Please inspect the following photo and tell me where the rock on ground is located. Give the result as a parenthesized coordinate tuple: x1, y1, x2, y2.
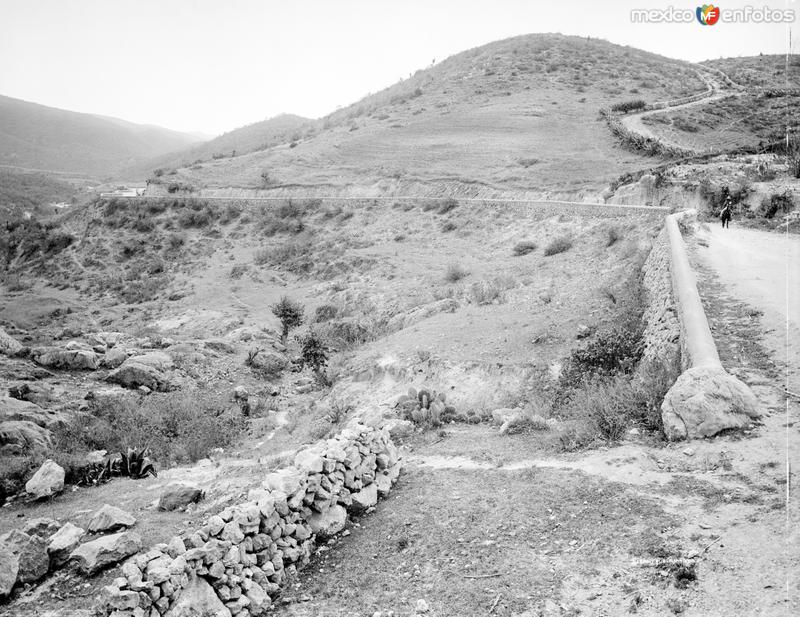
(22, 518, 60, 539)
(661, 365, 761, 440)
(0, 544, 17, 598)
(47, 522, 85, 567)
(107, 357, 175, 392)
(88, 504, 136, 532)
(0, 327, 24, 357)
(25, 459, 65, 499)
(158, 484, 203, 511)
(0, 419, 51, 453)
(164, 575, 232, 617)
(30, 346, 99, 370)
(70, 531, 142, 575)
(0, 530, 49, 586)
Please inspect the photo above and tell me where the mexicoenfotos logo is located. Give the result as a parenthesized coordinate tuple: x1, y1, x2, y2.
(631, 4, 796, 23)
(696, 4, 721, 25)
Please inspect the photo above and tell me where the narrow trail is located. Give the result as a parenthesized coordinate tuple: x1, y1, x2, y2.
(620, 70, 741, 153)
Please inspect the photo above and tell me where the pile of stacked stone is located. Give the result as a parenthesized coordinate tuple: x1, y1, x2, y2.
(98, 423, 400, 617)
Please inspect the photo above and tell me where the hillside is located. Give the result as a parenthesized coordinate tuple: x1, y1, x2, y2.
(155, 34, 708, 199)
(125, 114, 311, 178)
(0, 168, 82, 222)
(0, 95, 206, 177)
(704, 54, 800, 89)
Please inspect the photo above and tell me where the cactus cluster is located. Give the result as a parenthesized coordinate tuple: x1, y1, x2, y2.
(395, 387, 457, 427)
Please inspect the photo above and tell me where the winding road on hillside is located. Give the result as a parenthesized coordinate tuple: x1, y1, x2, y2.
(620, 70, 741, 153)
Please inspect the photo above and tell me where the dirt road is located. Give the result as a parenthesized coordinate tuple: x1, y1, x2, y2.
(699, 224, 800, 392)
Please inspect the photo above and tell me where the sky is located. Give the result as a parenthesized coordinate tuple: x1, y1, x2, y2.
(0, 0, 796, 136)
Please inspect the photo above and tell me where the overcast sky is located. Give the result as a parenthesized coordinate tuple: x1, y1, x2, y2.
(0, 0, 796, 135)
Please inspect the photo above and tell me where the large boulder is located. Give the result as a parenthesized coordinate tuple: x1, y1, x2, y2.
(0, 327, 24, 357)
(22, 518, 60, 539)
(0, 397, 60, 427)
(69, 531, 142, 574)
(25, 459, 65, 499)
(47, 522, 85, 567)
(0, 545, 17, 598)
(0, 530, 49, 585)
(30, 346, 99, 370)
(308, 504, 347, 538)
(164, 575, 231, 617)
(350, 482, 378, 511)
(106, 355, 175, 392)
(0, 420, 51, 453)
(157, 484, 203, 511)
(248, 350, 288, 374)
(88, 504, 136, 532)
(661, 365, 761, 440)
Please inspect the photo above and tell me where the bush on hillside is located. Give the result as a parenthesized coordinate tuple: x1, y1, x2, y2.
(297, 330, 331, 385)
(543, 236, 573, 256)
(759, 190, 794, 219)
(271, 296, 305, 344)
(611, 99, 646, 113)
(445, 263, 469, 282)
(513, 240, 537, 256)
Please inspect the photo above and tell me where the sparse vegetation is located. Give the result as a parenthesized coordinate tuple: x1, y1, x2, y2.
(271, 296, 305, 344)
(611, 99, 646, 113)
(543, 236, 573, 256)
(444, 263, 469, 283)
(513, 240, 537, 256)
(297, 329, 331, 385)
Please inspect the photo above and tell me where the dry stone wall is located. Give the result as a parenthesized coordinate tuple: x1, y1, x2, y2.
(640, 225, 681, 372)
(98, 423, 400, 617)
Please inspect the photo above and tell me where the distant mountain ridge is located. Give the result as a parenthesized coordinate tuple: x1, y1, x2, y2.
(0, 95, 207, 178)
(124, 113, 311, 178)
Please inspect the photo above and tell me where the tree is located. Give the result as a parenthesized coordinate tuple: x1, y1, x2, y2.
(271, 296, 304, 345)
(297, 330, 330, 385)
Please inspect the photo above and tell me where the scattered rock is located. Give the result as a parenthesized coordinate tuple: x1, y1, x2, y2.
(30, 346, 99, 370)
(86, 449, 107, 464)
(47, 522, 85, 567)
(0, 530, 49, 585)
(164, 575, 232, 616)
(0, 419, 51, 453)
(204, 339, 236, 354)
(661, 365, 761, 440)
(102, 347, 130, 369)
(0, 327, 24, 357)
(158, 484, 203, 511)
(576, 324, 593, 339)
(22, 518, 60, 539)
(88, 504, 137, 532)
(70, 531, 142, 574)
(248, 350, 288, 374)
(415, 599, 430, 613)
(107, 355, 176, 392)
(25, 459, 65, 499)
(233, 385, 249, 401)
(0, 545, 17, 598)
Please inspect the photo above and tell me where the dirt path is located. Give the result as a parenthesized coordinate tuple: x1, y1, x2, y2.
(698, 224, 800, 392)
(621, 72, 740, 153)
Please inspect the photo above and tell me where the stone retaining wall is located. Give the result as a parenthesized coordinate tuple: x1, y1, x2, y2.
(639, 225, 681, 371)
(98, 423, 400, 617)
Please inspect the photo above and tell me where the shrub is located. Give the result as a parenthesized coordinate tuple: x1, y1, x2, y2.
(314, 304, 340, 322)
(260, 170, 274, 187)
(759, 191, 794, 219)
(297, 330, 330, 385)
(441, 221, 457, 233)
(606, 227, 621, 247)
(438, 198, 459, 215)
(543, 236, 573, 256)
(513, 240, 537, 256)
(611, 99, 646, 113)
(271, 296, 304, 344)
(445, 263, 469, 283)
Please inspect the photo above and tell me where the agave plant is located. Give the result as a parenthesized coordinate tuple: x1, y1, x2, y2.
(119, 447, 157, 479)
(395, 387, 457, 427)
